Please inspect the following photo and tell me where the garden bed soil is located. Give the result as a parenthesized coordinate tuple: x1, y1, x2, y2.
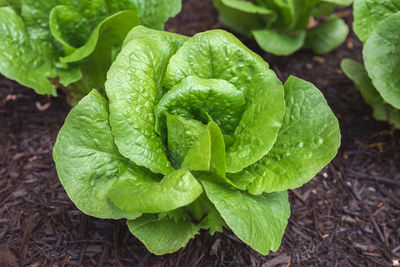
(1, 0, 399, 266)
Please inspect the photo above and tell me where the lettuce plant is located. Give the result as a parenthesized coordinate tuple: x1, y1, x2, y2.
(341, 0, 400, 128)
(0, 0, 181, 104)
(53, 26, 341, 255)
(213, 0, 352, 56)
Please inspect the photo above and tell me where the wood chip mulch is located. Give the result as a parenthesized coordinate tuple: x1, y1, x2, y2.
(0, 0, 399, 266)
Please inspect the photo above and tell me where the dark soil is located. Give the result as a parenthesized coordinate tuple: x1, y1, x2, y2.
(1, 0, 399, 266)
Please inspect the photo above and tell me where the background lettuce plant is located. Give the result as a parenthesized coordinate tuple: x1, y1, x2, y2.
(53, 26, 341, 255)
(341, 0, 400, 128)
(213, 0, 352, 56)
(0, 0, 181, 104)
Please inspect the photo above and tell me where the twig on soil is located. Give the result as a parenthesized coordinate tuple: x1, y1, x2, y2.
(348, 170, 400, 188)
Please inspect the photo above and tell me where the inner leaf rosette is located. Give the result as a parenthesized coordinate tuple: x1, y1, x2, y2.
(53, 26, 341, 255)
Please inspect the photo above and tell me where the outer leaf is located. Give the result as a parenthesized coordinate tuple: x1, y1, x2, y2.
(363, 11, 400, 109)
(341, 59, 400, 127)
(53, 90, 143, 219)
(105, 28, 187, 175)
(341, 59, 384, 108)
(245, 76, 341, 194)
(304, 17, 349, 54)
(164, 30, 285, 173)
(127, 214, 199, 255)
(252, 28, 306, 56)
(0, 7, 59, 95)
(353, 0, 400, 42)
(202, 180, 290, 255)
(107, 169, 203, 213)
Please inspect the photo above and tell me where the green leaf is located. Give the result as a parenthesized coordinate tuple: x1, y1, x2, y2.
(127, 214, 199, 255)
(0, 0, 21, 12)
(163, 30, 285, 173)
(155, 76, 246, 135)
(255, 0, 320, 30)
(221, 0, 274, 13)
(252, 28, 306, 56)
(49, 4, 95, 53)
(59, 11, 140, 63)
(165, 114, 206, 168)
(245, 76, 341, 194)
(363, 11, 400, 109)
(201, 180, 290, 255)
(213, 0, 275, 35)
(63, 11, 140, 100)
(104, 0, 182, 30)
(321, 0, 353, 5)
(53, 90, 144, 219)
(341, 59, 383, 107)
(107, 168, 203, 213)
(50, 0, 180, 55)
(123, 25, 188, 48)
(161, 208, 192, 223)
(304, 17, 349, 54)
(289, 0, 323, 29)
(182, 122, 226, 178)
(105, 28, 187, 175)
(215, 0, 350, 54)
(254, 0, 294, 29)
(353, 0, 400, 42)
(49, 7, 141, 99)
(341, 59, 400, 127)
(0, 0, 181, 100)
(0, 7, 59, 95)
(187, 194, 225, 234)
(227, 170, 258, 190)
(135, 0, 182, 30)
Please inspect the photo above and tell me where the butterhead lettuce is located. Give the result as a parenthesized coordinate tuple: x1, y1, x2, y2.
(341, 0, 400, 128)
(213, 0, 352, 55)
(0, 0, 181, 104)
(53, 26, 341, 255)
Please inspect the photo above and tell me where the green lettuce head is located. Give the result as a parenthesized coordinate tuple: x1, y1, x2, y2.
(53, 26, 341, 255)
(213, 0, 352, 56)
(341, 0, 400, 128)
(0, 0, 181, 104)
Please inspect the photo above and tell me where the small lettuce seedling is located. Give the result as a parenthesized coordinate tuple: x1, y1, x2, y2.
(53, 26, 341, 255)
(0, 0, 181, 104)
(213, 0, 352, 56)
(341, 0, 400, 128)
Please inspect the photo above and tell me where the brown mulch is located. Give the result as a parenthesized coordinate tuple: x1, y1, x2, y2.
(1, 0, 399, 266)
